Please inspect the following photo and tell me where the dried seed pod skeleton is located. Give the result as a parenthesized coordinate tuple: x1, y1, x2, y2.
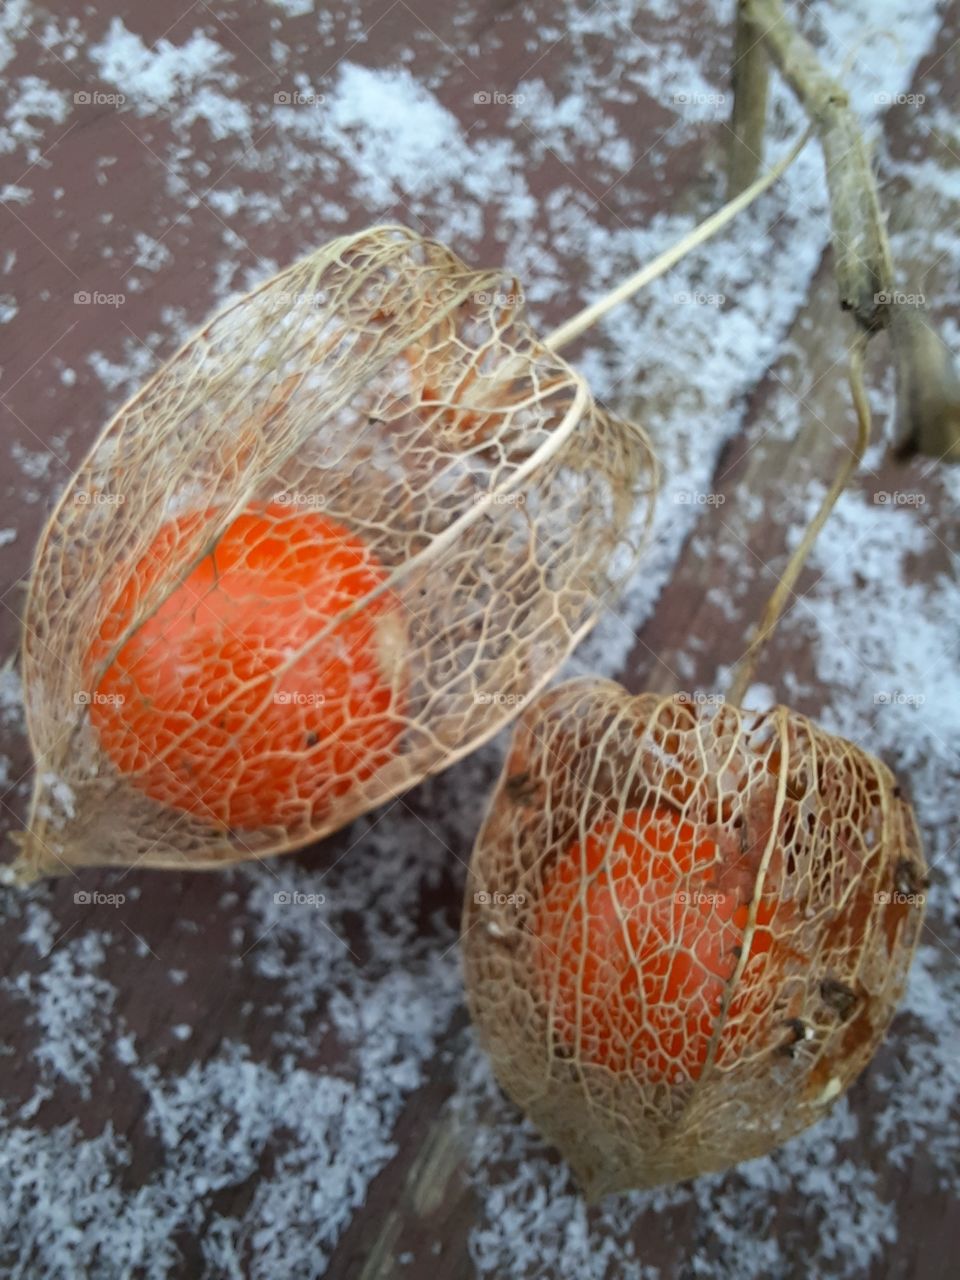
(14, 230, 650, 878)
(461, 680, 926, 1195)
(462, 14, 944, 1183)
(11, 127, 804, 883)
(462, 318, 929, 1193)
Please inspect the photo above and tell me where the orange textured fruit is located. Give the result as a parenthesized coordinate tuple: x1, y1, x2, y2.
(87, 503, 405, 830)
(533, 804, 779, 1082)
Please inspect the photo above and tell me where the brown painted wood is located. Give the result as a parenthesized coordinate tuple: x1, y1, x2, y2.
(1, 2, 958, 1278)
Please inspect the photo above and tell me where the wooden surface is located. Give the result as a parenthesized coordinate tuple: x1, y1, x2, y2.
(1, 3, 958, 1278)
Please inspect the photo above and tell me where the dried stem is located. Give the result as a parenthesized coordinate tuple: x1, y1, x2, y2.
(728, 0, 771, 195)
(546, 127, 811, 351)
(890, 305, 960, 461)
(723, 0, 958, 700)
(727, 332, 871, 707)
(742, 0, 893, 330)
(739, 0, 960, 456)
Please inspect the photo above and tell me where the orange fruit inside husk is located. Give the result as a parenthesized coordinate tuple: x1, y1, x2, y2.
(87, 502, 406, 830)
(533, 803, 782, 1082)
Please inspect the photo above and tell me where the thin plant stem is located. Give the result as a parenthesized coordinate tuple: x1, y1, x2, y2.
(728, 0, 771, 195)
(545, 127, 812, 351)
(727, 332, 872, 707)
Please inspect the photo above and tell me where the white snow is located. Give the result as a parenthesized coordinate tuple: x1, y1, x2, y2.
(7, 930, 116, 1096)
(89, 20, 233, 111)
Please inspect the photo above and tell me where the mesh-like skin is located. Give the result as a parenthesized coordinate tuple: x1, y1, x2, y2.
(17, 228, 656, 879)
(462, 678, 927, 1197)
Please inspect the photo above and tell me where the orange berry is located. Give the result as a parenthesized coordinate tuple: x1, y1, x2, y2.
(87, 503, 405, 830)
(533, 804, 778, 1082)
